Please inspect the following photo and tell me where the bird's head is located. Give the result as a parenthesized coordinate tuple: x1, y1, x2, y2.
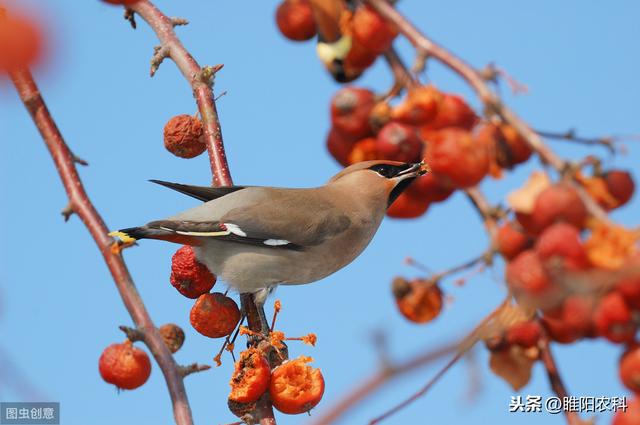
(329, 160, 429, 207)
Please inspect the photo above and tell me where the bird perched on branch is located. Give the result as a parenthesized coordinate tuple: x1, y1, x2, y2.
(111, 160, 427, 328)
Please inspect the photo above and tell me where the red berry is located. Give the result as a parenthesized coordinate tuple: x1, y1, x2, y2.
(270, 356, 325, 414)
(618, 272, 640, 310)
(406, 172, 455, 203)
(330, 87, 375, 138)
(422, 93, 477, 131)
(386, 191, 430, 219)
(423, 128, 490, 188)
(352, 4, 397, 54)
(620, 345, 640, 393)
(229, 348, 271, 403)
(159, 323, 185, 354)
(530, 184, 588, 233)
(534, 222, 590, 271)
(163, 115, 206, 158)
(506, 250, 559, 309)
(342, 36, 378, 72)
(190, 293, 241, 338)
(326, 127, 357, 166)
(275, 0, 316, 41)
(496, 221, 533, 261)
(170, 246, 216, 299)
(99, 341, 151, 390)
(542, 295, 595, 343)
(604, 170, 635, 208)
(593, 291, 637, 344)
(505, 320, 542, 348)
(0, 12, 43, 72)
(376, 122, 423, 162)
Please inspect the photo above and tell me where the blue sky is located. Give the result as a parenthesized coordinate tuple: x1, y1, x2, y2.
(1, 1, 639, 424)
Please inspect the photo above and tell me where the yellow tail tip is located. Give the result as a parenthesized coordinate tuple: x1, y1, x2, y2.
(109, 231, 137, 244)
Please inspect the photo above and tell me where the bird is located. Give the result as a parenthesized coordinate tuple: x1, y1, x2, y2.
(110, 160, 427, 329)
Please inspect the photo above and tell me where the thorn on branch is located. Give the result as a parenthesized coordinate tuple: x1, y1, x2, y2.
(170, 17, 189, 27)
(195, 64, 224, 87)
(119, 325, 145, 342)
(150, 45, 171, 77)
(72, 153, 88, 166)
(179, 362, 211, 377)
(123, 9, 136, 30)
(61, 203, 75, 222)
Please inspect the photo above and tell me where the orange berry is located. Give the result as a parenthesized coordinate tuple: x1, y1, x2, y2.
(0, 11, 43, 72)
(163, 115, 206, 158)
(392, 86, 442, 125)
(352, 4, 397, 54)
(422, 93, 477, 131)
(342, 35, 378, 72)
(275, 0, 316, 41)
(392, 277, 443, 323)
(406, 172, 455, 203)
(170, 245, 216, 299)
(423, 128, 490, 188)
(229, 348, 271, 403)
(612, 397, 640, 425)
(505, 320, 542, 348)
(190, 293, 240, 338)
(496, 221, 533, 261)
(99, 341, 151, 390)
(477, 123, 532, 169)
(270, 356, 325, 414)
(326, 127, 357, 166)
(347, 137, 380, 164)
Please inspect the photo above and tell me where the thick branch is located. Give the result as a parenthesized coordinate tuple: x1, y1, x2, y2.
(127, 0, 232, 186)
(365, 0, 611, 224)
(9, 69, 194, 425)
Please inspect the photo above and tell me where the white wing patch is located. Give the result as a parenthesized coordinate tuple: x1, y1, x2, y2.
(224, 223, 247, 237)
(264, 239, 290, 246)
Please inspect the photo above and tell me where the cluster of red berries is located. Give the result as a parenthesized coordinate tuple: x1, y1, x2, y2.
(326, 84, 535, 218)
(276, 1, 397, 80)
(228, 350, 324, 417)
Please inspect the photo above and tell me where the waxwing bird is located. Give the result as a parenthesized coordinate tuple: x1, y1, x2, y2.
(111, 160, 427, 303)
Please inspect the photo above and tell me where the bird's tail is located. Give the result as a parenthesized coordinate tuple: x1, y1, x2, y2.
(109, 225, 202, 246)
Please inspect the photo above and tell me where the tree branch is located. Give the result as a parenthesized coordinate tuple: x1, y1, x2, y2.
(365, 0, 611, 224)
(9, 69, 195, 425)
(126, 0, 232, 187)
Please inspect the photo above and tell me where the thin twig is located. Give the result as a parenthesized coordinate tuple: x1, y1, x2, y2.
(536, 129, 640, 155)
(9, 69, 195, 425)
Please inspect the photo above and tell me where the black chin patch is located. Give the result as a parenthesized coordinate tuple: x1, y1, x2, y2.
(388, 177, 416, 207)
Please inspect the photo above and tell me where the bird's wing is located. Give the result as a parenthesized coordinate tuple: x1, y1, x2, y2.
(140, 188, 352, 250)
(150, 180, 248, 202)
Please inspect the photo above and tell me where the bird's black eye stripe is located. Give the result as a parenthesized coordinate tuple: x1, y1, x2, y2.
(368, 164, 407, 178)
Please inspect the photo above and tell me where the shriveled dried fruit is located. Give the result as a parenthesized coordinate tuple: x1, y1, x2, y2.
(170, 245, 216, 298)
(190, 292, 240, 338)
(229, 348, 271, 403)
(163, 115, 206, 158)
(270, 356, 325, 414)
(99, 341, 151, 390)
(392, 277, 443, 323)
(159, 323, 185, 353)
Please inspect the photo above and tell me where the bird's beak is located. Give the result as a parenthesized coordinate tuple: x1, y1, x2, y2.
(395, 161, 429, 179)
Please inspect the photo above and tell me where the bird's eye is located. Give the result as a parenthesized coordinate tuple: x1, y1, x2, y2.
(370, 164, 392, 178)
